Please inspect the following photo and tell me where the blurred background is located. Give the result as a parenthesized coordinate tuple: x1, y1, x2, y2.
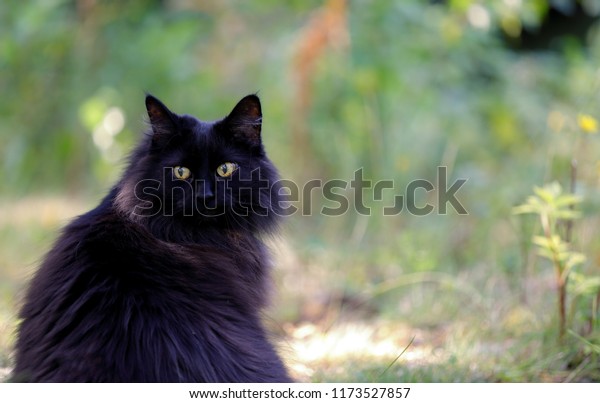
(2, 0, 600, 381)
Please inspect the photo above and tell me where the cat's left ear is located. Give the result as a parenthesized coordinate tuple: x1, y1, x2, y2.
(224, 94, 262, 145)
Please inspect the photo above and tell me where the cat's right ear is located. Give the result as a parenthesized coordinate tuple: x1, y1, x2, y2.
(145, 95, 178, 147)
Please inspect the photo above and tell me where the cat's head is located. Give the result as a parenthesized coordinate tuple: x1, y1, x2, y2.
(114, 94, 283, 238)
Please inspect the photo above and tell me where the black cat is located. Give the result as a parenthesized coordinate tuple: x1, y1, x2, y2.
(12, 94, 292, 382)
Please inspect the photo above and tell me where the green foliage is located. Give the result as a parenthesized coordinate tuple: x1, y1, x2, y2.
(514, 182, 584, 273)
(513, 130, 600, 375)
(514, 182, 586, 340)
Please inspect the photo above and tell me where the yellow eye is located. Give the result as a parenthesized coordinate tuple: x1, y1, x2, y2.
(216, 162, 238, 178)
(173, 166, 191, 180)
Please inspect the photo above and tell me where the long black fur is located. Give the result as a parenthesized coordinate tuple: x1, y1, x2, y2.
(12, 94, 292, 382)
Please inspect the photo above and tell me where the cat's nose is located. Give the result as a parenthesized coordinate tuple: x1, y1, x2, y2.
(196, 181, 214, 199)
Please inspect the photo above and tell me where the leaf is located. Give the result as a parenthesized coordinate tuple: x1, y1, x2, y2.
(533, 184, 558, 203)
(554, 210, 581, 220)
(536, 248, 556, 261)
(571, 275, 600, 297)
(532, 235, 553, 250)
(554, 194, 582, 208)
(561, 253, 586, 281)
(568, 330, 600, 354)
(566, 253, 586, 268)
(532, 235, 564, 251)
(513, 196, 544, 215)
(512, 204, 536, 215)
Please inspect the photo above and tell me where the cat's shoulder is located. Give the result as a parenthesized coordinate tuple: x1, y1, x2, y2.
(60, 194, 147, 249)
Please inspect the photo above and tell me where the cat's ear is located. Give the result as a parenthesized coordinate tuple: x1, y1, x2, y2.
(224, 94, 262, 145)
(145, 94, 178, 147)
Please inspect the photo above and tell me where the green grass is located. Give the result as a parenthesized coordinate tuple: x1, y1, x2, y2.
(272, 212, 600, 382)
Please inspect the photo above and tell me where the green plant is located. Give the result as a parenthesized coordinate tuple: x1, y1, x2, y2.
(513, 182, 584, 341)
